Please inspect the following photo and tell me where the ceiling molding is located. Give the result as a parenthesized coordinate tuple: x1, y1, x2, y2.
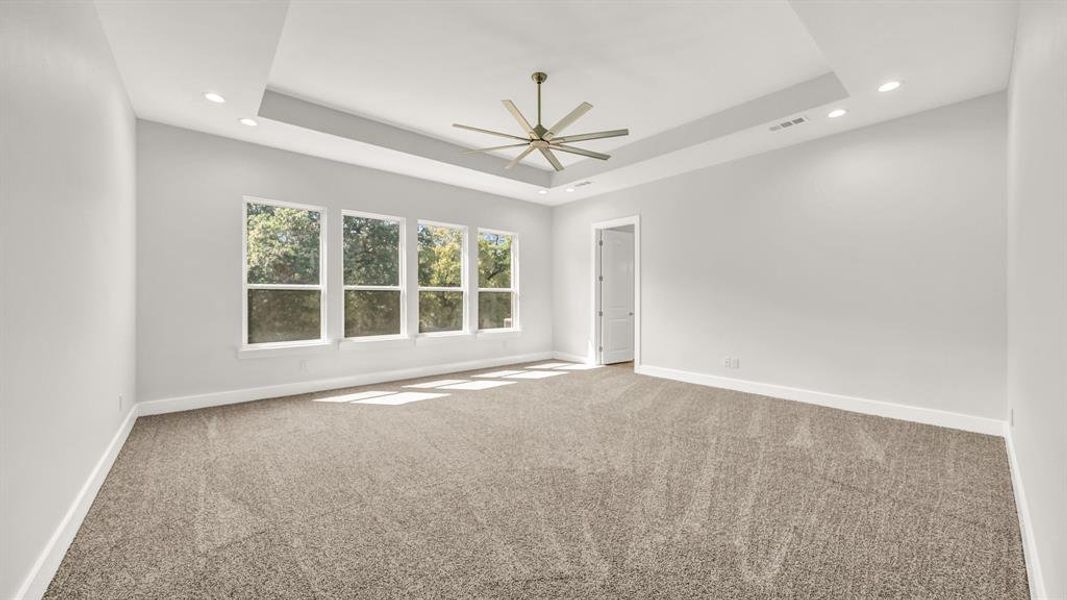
(552, 72, 847, 186)
(258, 90, 552, 187)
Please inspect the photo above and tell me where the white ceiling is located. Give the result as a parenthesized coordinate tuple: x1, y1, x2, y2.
(269, 0, 830, 167)
(94, 0, 1019, 206)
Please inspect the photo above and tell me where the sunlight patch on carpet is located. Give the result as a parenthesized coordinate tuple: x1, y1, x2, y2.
(403, 379, 469, 389)
(438, 380, 517, 391)
(352, 391, 449, 405)
(507, 371, 568, 379)
(313, 390, 394, 403)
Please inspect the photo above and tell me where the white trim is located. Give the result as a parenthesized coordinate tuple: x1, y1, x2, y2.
(341, 208, 407, 224)
(245, 283, 319, 290)
(553, 350, 591, 364)
(415, 330, 475, 345)
(137, 351, 554, 416)
(1005, 426, 1046, 600)
(338, 334, 413, 350)
(634, 364, 1005, 436)
(591, 215, 641, 367)
(237, 339, 334, 359)
(344, 285, 401, 292)
(14, 405, 140, 600)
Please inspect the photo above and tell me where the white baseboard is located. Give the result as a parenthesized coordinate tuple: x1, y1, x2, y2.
(634, 364, 1005, 436)
(552, 350, 591, 364)
(138, 351, 555, 416)
(1005, 426, 1046, 600)
(15, 404, 139, 600)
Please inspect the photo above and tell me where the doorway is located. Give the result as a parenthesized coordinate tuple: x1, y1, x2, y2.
(592, 216, 640, 366)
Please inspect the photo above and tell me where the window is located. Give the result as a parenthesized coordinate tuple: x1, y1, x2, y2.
(343, 211, 405, 338)
(478, 230, 517, 330)
(417, 221, 466, 334)
(244, 198, 325, 345)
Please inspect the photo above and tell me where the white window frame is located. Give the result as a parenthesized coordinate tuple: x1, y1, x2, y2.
(416, 219, 468, 337)
(241, 196, 327, 349)
(341, 209, 407, 341)
(477, 228, 520, 332)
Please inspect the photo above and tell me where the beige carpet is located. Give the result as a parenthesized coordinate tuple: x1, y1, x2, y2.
(46, 362, 1028, 598)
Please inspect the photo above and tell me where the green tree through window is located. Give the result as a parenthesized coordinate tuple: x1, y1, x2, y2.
(418, 223, 465, 333)
(245, 201, 323, 344)
(478, 231, 515, 330)
(343, 214, 403, 337)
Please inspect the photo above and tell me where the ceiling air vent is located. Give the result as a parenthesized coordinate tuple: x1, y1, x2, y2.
(769, 116, 808, 132)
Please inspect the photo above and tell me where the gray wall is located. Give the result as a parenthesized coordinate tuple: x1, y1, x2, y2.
(0, 2, 137, 598)
(1006, 1, 1067, 597)
(136, 121, 553, 403)
(553, 93, 1007, 421)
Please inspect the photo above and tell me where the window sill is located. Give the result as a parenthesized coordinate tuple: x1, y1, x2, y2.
(237, 340, 334, 359)
(476, 328, 522, 339)
(339, 335, 413, 351)
(415, 331, 475, 345)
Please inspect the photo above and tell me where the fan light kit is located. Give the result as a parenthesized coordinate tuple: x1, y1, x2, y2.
(454, 72, 629, 172)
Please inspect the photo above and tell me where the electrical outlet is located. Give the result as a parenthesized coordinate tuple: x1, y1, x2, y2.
(723, 357, 732, 368)
(118, 394, 124, 412)
(299, 359, 309, 373)
(1010, 408, 1014, 427)
(731, 357, 740, 369)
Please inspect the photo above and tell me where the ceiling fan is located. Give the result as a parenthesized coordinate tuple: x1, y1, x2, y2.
(453, 72, 629, 172)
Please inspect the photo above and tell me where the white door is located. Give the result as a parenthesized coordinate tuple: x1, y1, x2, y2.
(599, 229, 634, 364)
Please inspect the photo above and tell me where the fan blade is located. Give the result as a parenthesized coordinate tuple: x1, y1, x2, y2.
(463, 142, 530, 154)
(550, 129, 629, 144)
(502, 100, 536, 138)
(544, 102, 593, 139)
(547, 144, 610, 161)
(505, 146, 536, 170)
(453, 123, 529, 142)
(538, 147, 564, 171)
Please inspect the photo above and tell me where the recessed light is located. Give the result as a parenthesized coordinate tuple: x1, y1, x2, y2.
(565, 187, 575, 192)
(203, 92, 226, 104)
(239, 118, 258, 127)
(827, 108, 848, 119)
(878, 80, 902, 93)
(538, 190, 548, 195)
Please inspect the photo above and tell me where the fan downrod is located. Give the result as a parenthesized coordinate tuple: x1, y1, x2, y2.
(531, 72, 548, 131)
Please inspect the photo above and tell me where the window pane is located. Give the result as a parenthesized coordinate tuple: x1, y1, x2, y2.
(345, 290, 401, 337)
(247, 289, 321, 344)
(478, 232, 512, 288)
(246, 203, 321, 285)
(418, 224, 463, 287)
(479, 291, 513, 330)
(343, 216, 399, 286)
(419, 291, 463, 333)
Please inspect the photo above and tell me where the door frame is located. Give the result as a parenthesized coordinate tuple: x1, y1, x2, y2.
(590, 215, 641, 367)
